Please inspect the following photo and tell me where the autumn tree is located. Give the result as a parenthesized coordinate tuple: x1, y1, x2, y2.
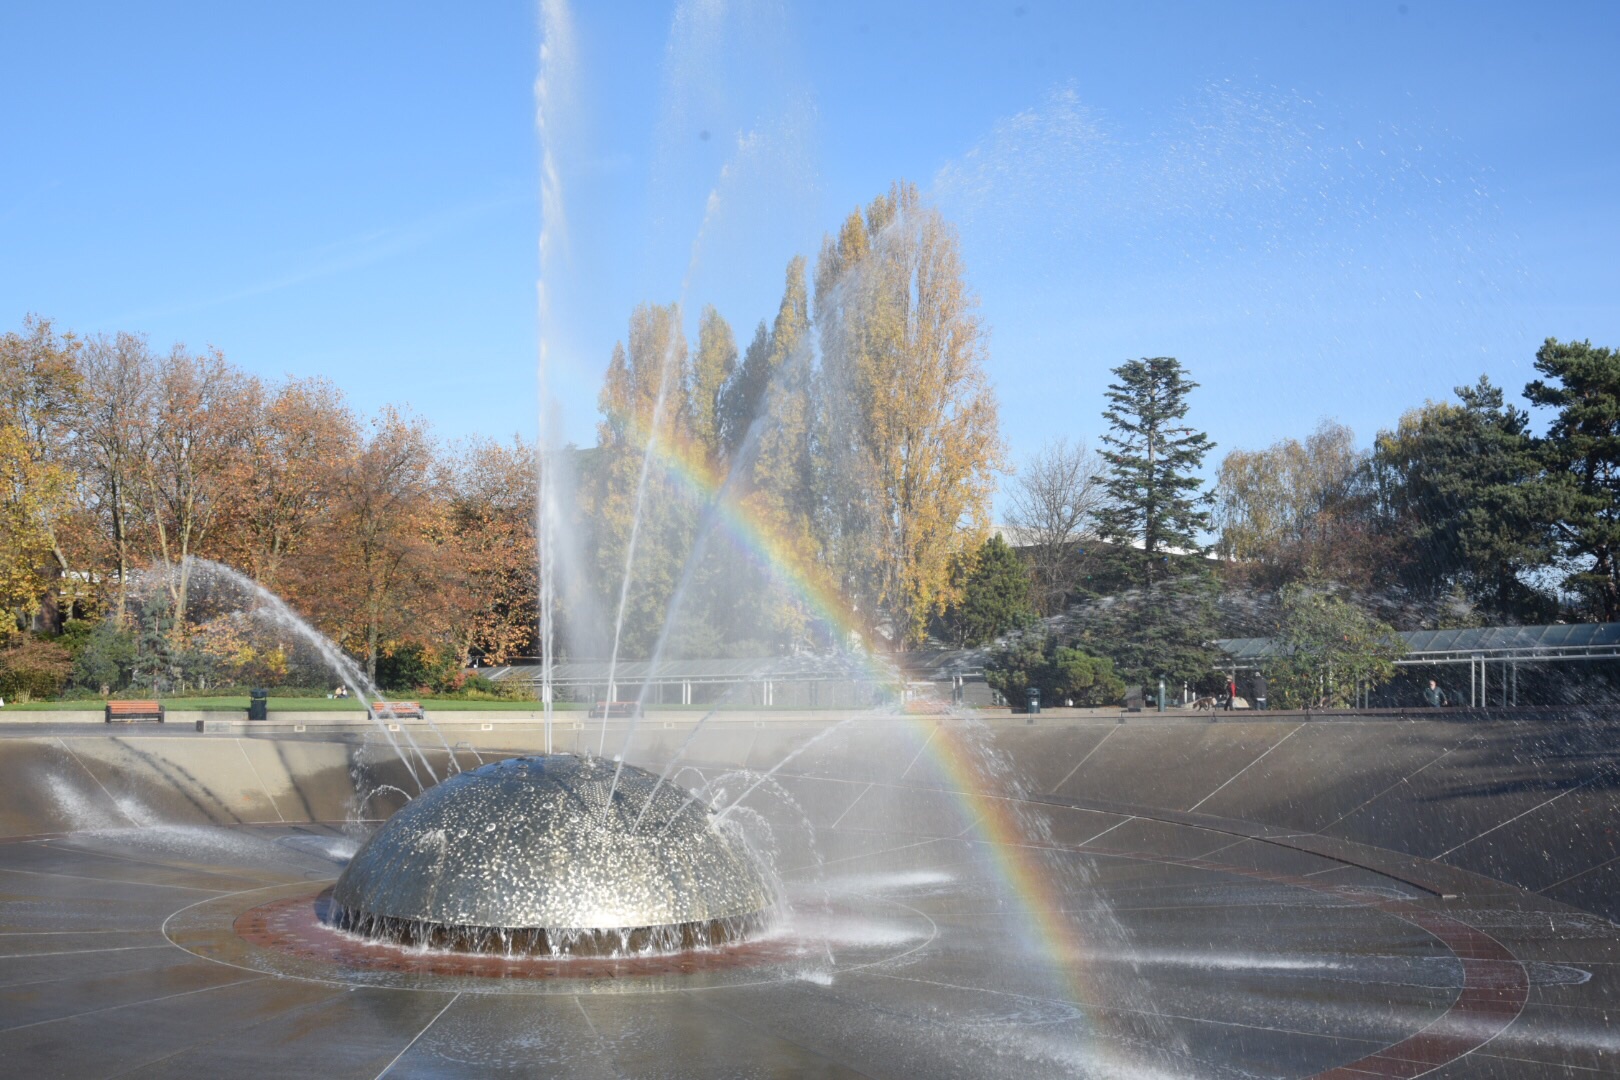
(235, 377, 358, 592)
(732, 258, 819, 644)
(445, 436, 539, 665)
(1005, 438, 1106, 614)
(689, 306, 736, 466)
(75, 332, 155, 622)
(141, 346, 255, 627)
(1217, 420, 1355, 561)
(0, 633, 72, 701)
(1214, 419, 1391, 592)
(0, 423, 72, 640)
(317, 407, 441, 681)
(814, 204, 883, 638)
(717, 323, 766, 458)
(812, 182, 1002, 648)
(0, 317, 83, 631)
(749, 259, 814, 494)
(675, 287, 805, 657)
(586, 303, 696, 656)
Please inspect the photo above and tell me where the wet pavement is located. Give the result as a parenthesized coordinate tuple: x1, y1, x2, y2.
(0, 719, 1615, 1077)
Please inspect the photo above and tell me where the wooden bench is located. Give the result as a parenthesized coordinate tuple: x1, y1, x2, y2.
(587, 701, 643, 720)
(105, 700, 164, 724)
(368, 701, 424, 720)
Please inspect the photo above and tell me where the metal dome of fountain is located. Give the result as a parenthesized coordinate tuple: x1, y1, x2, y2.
(331, 754, 773, 955)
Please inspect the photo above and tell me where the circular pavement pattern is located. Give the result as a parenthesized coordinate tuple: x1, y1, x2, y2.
(0, 744, 1611, 1077)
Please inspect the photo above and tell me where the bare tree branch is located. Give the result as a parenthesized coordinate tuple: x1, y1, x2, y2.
(1004, 437, 1105, 615)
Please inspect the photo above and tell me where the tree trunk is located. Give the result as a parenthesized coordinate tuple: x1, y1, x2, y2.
(1598, 544, 1620, 622)
(112, 479, 129, 623)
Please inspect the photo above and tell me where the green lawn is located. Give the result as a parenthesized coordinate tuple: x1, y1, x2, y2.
(0, 697, 816, 713)
(0, 696, 569, 712)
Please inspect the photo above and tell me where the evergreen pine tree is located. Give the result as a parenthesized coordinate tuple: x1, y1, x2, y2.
(1524, 339, 1620, 620)
(938, 534, 1035, 647)
(1080, 357, 1218, 690)
(1095, 357, 1214, 589)
(1372, 376, 1550, 620)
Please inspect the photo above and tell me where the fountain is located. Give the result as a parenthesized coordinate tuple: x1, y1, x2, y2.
(3, 4, 1619, 1079)
(330, 754, 771, 956)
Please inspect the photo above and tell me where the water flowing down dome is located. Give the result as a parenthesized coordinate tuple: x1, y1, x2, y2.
(331, 755, 772, 955)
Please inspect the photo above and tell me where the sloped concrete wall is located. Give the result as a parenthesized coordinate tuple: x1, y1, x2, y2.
(993, 713, 1620, 919)
(4, 711, 1615, 921)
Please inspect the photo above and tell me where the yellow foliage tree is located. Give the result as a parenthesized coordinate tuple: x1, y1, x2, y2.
(0, 422, 72, 640)
(0, 317, 83, 630)
(689, 306, 735, 466)
(740, 257, 822, 641)
(813, 182, 1003, 648)
(586, 303, 697, 656)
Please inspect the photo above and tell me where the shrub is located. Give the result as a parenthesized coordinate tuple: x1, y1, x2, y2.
(984, 631, 1125, 708)
(0, 635, 73, 700)
(376, 641, 461, 693)
(460, 673, 497, 695)
(71, 618, 137, 693)
(1265, 583, 1404, 708)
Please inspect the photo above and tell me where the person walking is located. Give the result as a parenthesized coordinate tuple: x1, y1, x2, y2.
(1424, 679, 1446, 707)
(1251, 673, 1268, 711)
(1224, 675, 1237, 711)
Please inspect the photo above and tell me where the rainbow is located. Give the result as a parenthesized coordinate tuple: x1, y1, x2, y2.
(618, 424, 857, 651)
(606, 423, 1109, 1028)
(907, 720, 1104, 1013)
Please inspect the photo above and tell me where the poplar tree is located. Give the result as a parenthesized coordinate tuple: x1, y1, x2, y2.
(689, 306, 735, 466)
(718, 321, 769, 459)
(812, 182, 1002, 649)
(728, 257, 818, 645)
(587, 303, 694, 656)
(747, 255, 814, 534)
(1095, 357, 1213, 589)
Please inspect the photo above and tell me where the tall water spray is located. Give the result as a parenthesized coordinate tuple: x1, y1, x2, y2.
(164, 559, 456, 792)
(535, 0, 578, 756)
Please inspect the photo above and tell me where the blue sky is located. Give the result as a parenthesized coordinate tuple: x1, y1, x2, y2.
(3, 1, 1617, 500)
